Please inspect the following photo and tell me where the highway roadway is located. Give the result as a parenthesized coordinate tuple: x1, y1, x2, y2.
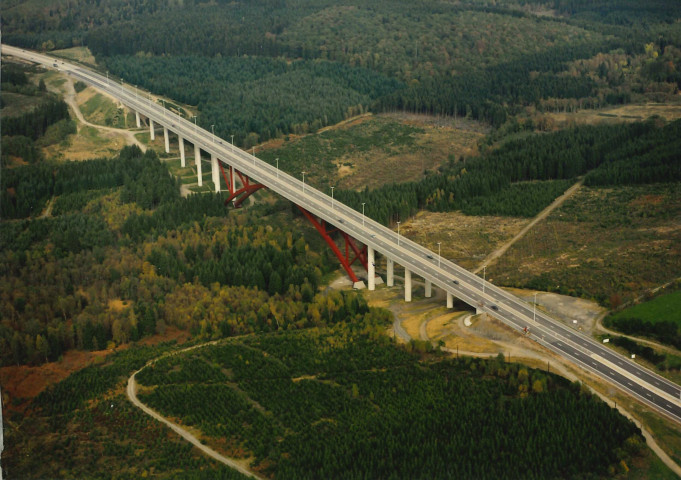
(4, 44, 681, 424)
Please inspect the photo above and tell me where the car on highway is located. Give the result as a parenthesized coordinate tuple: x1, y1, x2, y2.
(491, 305, 499, 311)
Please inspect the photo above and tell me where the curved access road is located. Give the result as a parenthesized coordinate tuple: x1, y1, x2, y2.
(126, 345, 264, 480)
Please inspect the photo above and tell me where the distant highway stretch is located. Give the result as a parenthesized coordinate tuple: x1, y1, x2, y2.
(5, 44, 681, 424)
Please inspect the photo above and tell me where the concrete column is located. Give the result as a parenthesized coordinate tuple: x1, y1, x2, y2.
(149, 119, 155, 140)
(368, 247, 375, 291)
(405, 269, 412, 302)
(425, 279, 432, 298)
(387, 258, 394, 287)
(230, 166, 236, 193)
(135, 111, 141, 128)
(179, 136, 186, 167)
(211, 154, 220, 193)
(195, 144, 203, 187)
(163, 127, 170, 153)
(447, 292, 453, 309)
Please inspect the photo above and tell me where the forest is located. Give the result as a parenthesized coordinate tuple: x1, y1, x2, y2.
(3, 0, 680, 144)
(5, 341, 252, 479)
(103, 55, 402, 146)
(132, 321, 647, 478)
(0, 145, 335, 367)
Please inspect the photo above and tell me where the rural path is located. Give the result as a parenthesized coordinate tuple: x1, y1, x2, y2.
(59, 76, 199, 197)
(58, 77, 147, 152)
(126, 342, 264, 479)
(473, 178, 584, 274)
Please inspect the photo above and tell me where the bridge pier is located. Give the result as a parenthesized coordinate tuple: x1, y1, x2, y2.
(405, 269, 412, 302)
(163, 127, 170, 153)
(135, 111, 141, 128)
(179, 136, 186, 167)
(211, 154, 220, 193)
(387, 258, 394, 287)
(195, 144, 203, 187)
(149, 119, 155, 140)
(425, 279, 432, 298)
(447, 292, 453, 309)
(368, 247, 375, 290)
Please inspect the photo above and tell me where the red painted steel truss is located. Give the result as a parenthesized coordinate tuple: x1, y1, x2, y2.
(297, 206, 367, 284)
(219, 162, 266, 208)
(216, 160, 367, 283)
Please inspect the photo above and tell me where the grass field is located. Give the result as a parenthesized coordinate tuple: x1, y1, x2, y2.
(547, 103, 681, 128)
(78, 89, 133, 128)
(257, 114, 485, 191)
(51, 46, 97, 65)
(610, 290, 681, 327)
(0, 91, 45, 117)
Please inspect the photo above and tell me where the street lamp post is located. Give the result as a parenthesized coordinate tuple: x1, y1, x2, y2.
(437, 242, 441, 268)
(134, 85, 137, 99)
(252, 147, 256, 166)
(106, 72, 109, 85)
(330, 186, 334, 209)
(533, 292, 537, 322)
(397, 221, 401, 246)
(162, 99, 167, 117)
(301, 171, 307, 193)
(231, 134, 234, 152)
(276, 158, 279, 179)
(361, 203, 366, 226)
(192, 115, 197, 133)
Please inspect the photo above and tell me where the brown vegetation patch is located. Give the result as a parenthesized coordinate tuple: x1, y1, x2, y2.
(0, 349, 110, 409)
(0, 326, 189, 411)
(108, 298, 130, 312)
(402, 211, 529, 270)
